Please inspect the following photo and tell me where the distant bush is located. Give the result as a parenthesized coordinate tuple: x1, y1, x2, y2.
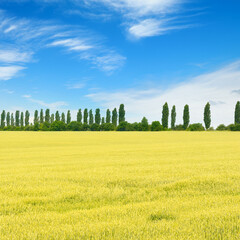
(50, 121, 66, 131)
(188, 123, 205, 131)
(116, 121, 132, 131)
(228, 124, 240, 131)
(67, 121, 82, 131)
(216, 124, 228, 131)
(174, 124, 185, 131)
(100, 123, 115, 131)
(151, 121, 163, 131)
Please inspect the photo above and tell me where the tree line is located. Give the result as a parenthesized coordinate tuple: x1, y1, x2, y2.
(0, 102, 240, 131)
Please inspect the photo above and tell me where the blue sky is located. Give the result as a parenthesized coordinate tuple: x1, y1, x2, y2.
(0, 0, 240, 126)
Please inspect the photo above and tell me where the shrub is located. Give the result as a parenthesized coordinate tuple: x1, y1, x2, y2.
(91, 123, 100, 131)
(116, 121, 132, 131)
(216, 124, 228, 131)
(151, 121, 163, 131)
(50, 121, 66, 131)
(174, 124, 185, 131)
(188, 123, 205, 131)
(100, 123, 115, 131)
(67, 121, 82, 131)
(228, 124, 240, 131)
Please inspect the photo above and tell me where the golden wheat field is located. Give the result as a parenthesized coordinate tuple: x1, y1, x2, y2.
(0, 132, 240, 239)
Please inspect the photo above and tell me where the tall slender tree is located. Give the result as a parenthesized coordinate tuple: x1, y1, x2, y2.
(119, 104, 125, 124)
(50, 114, 54, 124)
(77, 109, 82, 123)
(183, 105, 190, 129)
(25, 111, 30, 126)
(171, 105, 176, 129)
(34, 110, 39, 125)
(45, 109, 50, 123)
(106, 109, 111, 123)
(55, 111, 60, 121)
(61, 112, 65, 123)
(1, 110, 6, 128)
(204, 102, 211, 130)
(84, 108, 88, 124)
(15, 110, 20, 127)
(95, 108, 101, 125)
(162, 102, 169, 129)
(234, 101, 240, 124)
(112, 108, 118, 127)
(20, 112, 24, 127)
(11, 113, 14, 126)
(89, 110, 94, 125)
(40, 109, 44, 124)
(101, 117, 105, 124)
(67, 110, 71, 124)
(6, 112, 10, 127)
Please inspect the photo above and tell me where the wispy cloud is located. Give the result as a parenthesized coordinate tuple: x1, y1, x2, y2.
(0, 66, 25, 80)
(22, 95, 68, 109)
(86, 61, 240, 127)
(0, 10, 125, 74)
(66, 82, 86, 89)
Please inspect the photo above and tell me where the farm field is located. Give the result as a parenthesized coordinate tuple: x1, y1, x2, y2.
(0, 132, 240, 239)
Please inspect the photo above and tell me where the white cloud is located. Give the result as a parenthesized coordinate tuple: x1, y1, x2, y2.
(0, 49, 32, 63)
(0, 66, 25, 80)
(86, 61, 240, 127)
(66, 82, 86, 89)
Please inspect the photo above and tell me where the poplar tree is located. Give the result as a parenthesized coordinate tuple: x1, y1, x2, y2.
(61, 112, 65, 123)
(101, 117, 105, 124)
(84, 108, 88, 124)
(119, 104, 125, 124)
(67, 110, 71, 124)
(55, 111, 60, 121)
(162, 102, 169, 129)
(6, 112, 10, 127)
(20, 112, 24, 127)
(171, 105, 176, 129)
(183, 105, 190, 129)
(15, 111, 20, 127)
(34, 110, 39, 124)
(50, 114, 54, 123)
(40, 109, 44, 124)
(25, 111, 30, 126)
(1, 110, 6, 128)
(77, 109, 82, 123)
(95, 108, 101, 125)
(112, 108, 118, 126)
(235, 101, 240, 124)
(89, 110, 94, 125)
(11, 113, 14, 126)
(204, 102, 211, 130)
(106, 109, 111, 123)
(45, 109, 50, 123)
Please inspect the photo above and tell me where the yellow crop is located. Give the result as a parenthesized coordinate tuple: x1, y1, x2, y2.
(0, 132, 239, 239)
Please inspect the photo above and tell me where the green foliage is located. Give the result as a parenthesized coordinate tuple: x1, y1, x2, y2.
(106, 109, 111, 123)
(50, 114, 54, 124)
(100, 123, 115, 131)
(216, 124, 228, 131)
(77, 109, 82, 123)
(174, 124, 185, 131)
(6, 112, 10, 127)
(235, 101, 240, 124)
(204, 102, 211, 129)
(171, 105, 176, 129)
(50, 121, 66, 131)
(140, 117, 149, 131)
(112, 108, 118, 126)
(67, 110, 71, 124)
(90, 123, 100, 131)
(20, 112, 24, 128)
(67, 121, 82, 131)
(1, 110, 6, 128)
(45, 109, 50, 123)
(34, 110, 39, 125)
(101, 117, 105, 124)
(188, 123, 205, 131)
(15, 111, 20, 127)
(25, 111, 30, 126)
(89, 110, 94, 125)
(162, 102, 169, 129)
(61, 112, 65, 123)
(119, 104, 125, 124)
(228, 124, 240, 131)
(11, 113, 14, 126)
(116, 121, 132, 131)
(151, 121, 163, 131)
(95, 108, 101, 125)
(183, 105, 190, 129)
(40, 109, 44, 124)
(84, 109, 88, 124)
(55, 111, 60, 121)
(40, 122, 51, 131)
